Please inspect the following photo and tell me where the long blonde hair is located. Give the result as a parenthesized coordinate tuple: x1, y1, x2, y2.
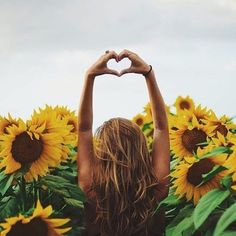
(91, 117, 160, 236)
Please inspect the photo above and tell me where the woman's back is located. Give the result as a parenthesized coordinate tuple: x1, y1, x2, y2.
(85, 118, 164, 235)
(82, 191, 166, 236)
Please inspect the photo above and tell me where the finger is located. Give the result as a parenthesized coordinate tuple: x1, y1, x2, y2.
(104, 68, 120, 76)
(118, 49, 137, 61)
(118, 49, 131, 61)
(123, 49, 135, 55)
(119, 67, 133, 76)
(105, 50, 119, 62)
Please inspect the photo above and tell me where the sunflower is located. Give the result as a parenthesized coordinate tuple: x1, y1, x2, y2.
(0, 115, 66, 181)
(37, 105, 72, 118)
(36, 105, 78, 148)
(182, 104, 213, 124)
(202, 113, 236, 137)
(170, 115, 215, 159)
(224, 149, 236, 170)
(143, 103, 152, 119)
(132, 113, 147, 127)
(210, 130, 235, 148)
(62, 114, 78, 148)
(174, 95, 195, 114)
(168, 112, 189, 131)
(0, 114, 20, 135)
(0, 200, 71, 236)
(28, 108, 75, 161)
(53, 106, 78, 148)
(41, 105, 77, 124)
(143, 102, 171, 122)
(53, 105, 75, 119)
(231, 169, 236, 191)
(171, 145, 228, 205)
(63, 114, 77, 134)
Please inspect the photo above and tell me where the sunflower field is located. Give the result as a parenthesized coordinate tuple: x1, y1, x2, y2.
(133, 96, 236, 236)
(0, 96, 236, 235)
(0, 106, 85, 235)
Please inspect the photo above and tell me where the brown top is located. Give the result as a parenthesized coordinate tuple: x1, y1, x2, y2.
(81, 192, 166, 236)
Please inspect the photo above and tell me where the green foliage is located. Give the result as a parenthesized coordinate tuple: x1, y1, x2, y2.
(40, 174, 86, 203)
(64, 197, 84, 208)
(197, 165, 228, 187)
(200, 146, 230, 159)
(166, 204, 194, 236)
(0, 161, 86, 235)
(142, 122, 153, 132)
(0, 196, 18, 220)
(155, 193, 183, 213)
(193, 189, 230, 230)
(213, 202, 236, 236)
(0, 172, 15, 196)
(221, 174, 233, 189)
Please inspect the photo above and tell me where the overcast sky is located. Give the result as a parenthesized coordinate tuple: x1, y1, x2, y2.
(0, 0, 235, 129)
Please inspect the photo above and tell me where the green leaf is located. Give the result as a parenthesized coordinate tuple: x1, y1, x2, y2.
(197, 165, 228, 187)
(182, 224, 196, 236)
(213, 201, 236, 236)
(0, 196, 18, 219)
(64, 197, 84, 208)
(142, 122, 152, 132)
(200, 146, 229, 159)
(170, 159, 179, 171)
(42, 174, 70, 183)
(220, 174, 233, 189)
(40, 175, 86, 202)
(193, 189, 230, 230)
(171, 215, 194, 236)
(155, 194, 183, 213)
(166, 204, 194, 236)
(230, 129, 236, 134)
(0, 173, 15, 196)
(219, 231, 236, 236)
(0, 171, 7, 182)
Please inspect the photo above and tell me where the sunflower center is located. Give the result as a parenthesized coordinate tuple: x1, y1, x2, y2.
(68, 120, 76, 132)
(187, 159, 215, 186)
(180, 101, 190, 110)
(215, 124, 228, 136)
(136, 118, 143, 126)
(181, 128, 207, 153)
(11, 132, 43, 164)
(7, 217, 48, 236)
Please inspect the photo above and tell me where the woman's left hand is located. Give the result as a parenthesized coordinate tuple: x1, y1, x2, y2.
(86, 50, 120, 77)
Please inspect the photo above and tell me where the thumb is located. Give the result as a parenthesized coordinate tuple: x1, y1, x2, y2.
(104, 68, 120, 76)
(119, 67, 132, 76)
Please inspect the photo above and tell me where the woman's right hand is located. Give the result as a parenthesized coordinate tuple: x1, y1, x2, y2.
(118, 49, 151, 76)
(86, 50, 120, 77)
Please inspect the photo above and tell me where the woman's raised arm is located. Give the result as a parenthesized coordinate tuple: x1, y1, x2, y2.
(118, 49, 170, 200)
(144, 68, 170, 200)
(77, 51, 119, 192)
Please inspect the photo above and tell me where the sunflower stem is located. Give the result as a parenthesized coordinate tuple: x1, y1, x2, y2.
(21, 176, 26, 212)
(33, 179, 38, 206)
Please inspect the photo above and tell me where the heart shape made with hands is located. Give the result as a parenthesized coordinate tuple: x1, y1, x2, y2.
(107, 57, 131, 75)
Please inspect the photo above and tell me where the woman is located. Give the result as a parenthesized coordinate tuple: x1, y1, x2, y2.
(77, 49, 170, 236)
